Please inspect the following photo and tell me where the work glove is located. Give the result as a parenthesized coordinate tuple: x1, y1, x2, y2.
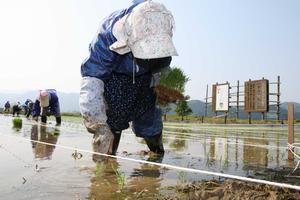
(80, 77, 113, 154)
(80, 77, 108, 132)
(92, 125, 114, 155)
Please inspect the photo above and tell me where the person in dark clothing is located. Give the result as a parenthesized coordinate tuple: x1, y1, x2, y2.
(23, 99, 33, 118)
(4, 101, 11, 113)
(32, 89, 61, 125)
(27, 101, 34, 118)
(80, 0, 177, 156)
(12, 102, 22, 117)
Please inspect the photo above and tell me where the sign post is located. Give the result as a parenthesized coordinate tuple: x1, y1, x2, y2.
(244, 79, 269, 124)
(288, 103, 294, 161)
(212, 83, 230, 124)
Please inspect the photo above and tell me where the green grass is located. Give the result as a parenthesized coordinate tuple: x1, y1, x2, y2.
(165, 115, 300, 125)
(60, 112, 83, 123)
(46, 114, 83, 124)
(61, 112, 81, 117)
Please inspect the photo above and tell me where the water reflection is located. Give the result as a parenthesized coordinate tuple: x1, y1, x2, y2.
(31, 125, 60, 160)
(204, 133, 277, 171)
(89, 145, 165, 199)
(127, 162, 163, 198)
(243, 138, 268, 167)
(88, 127, 295, 199)
(89, 159, 122, 199)
(2, 115, 300, 199)
(169, 135, 187, 151)
(162, 127, 296, 176)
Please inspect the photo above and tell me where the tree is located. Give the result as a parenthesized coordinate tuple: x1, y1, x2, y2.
(161, 104, 172, 121)
(175, 97, 192, 121)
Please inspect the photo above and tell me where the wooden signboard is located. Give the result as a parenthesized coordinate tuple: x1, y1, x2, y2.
(212, 83, 229, 112)
(244, 79, 269, 112)
(212, 85, 216, 112)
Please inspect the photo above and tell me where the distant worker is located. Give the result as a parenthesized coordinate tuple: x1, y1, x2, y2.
(4, 101, 11, 113)
(23, 99, 33, 118)
(32, 89, 61, 125)
(12, 102, 22, 117)
(80, 0, 177, 156)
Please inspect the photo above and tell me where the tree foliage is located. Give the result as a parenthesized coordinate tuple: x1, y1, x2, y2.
(175, 98, 192, 121)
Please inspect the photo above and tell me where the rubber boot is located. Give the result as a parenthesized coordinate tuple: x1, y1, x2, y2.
(56, 117, 61, 126)
(41, 116, 47, 123)
(144, 133, 164, 155)
(111, 131, 121, 155)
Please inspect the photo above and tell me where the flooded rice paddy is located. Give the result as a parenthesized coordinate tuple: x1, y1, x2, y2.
(0, 115, 300, 199)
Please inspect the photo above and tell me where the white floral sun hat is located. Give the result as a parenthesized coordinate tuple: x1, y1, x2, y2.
(39, 90, 49, 107)
(110, 0, 178, 59)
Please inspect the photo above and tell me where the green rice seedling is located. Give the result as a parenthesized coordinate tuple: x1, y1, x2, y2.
(112, 165, 126, 191)
(177, 171, 188, 186)
(95, 162, 106, 177)
(205, 151, 214, 167)
(222, 158, 230, 170)
(12, 118, 22, 129)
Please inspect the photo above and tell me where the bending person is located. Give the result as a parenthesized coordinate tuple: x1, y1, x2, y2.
(32, 89, 61, 125)
(80, 0, 177, 156)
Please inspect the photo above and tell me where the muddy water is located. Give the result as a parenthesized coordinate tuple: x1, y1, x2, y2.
(0, 115, 300, 199)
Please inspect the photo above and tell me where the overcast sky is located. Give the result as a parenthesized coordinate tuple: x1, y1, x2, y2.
(0, 0, 299, 102)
